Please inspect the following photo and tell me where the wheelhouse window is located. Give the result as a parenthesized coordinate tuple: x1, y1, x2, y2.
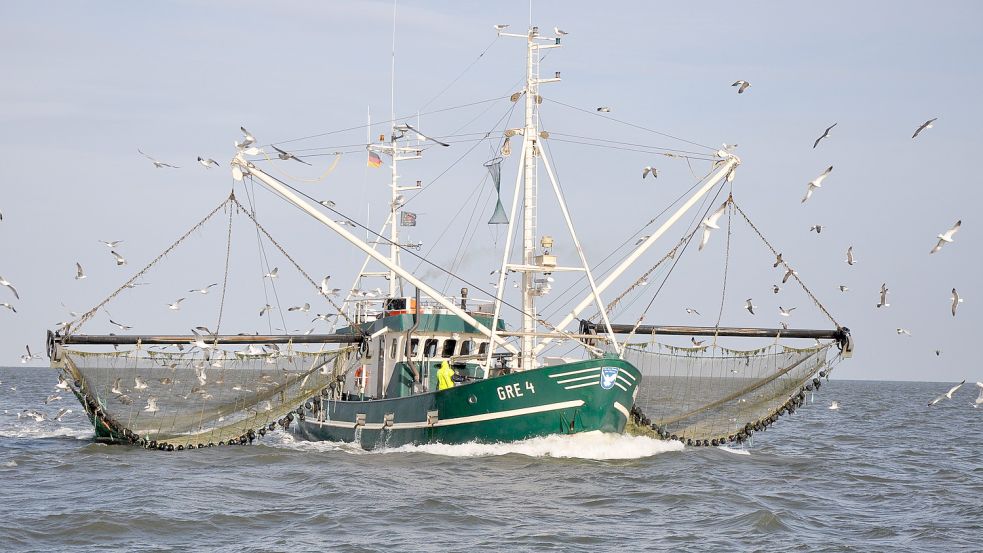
(441, 339, 457, 358)
(460, 340, 474, 356)
(410, 338, 420, 357)
(478, 342, 488, 355)
(423, 339, 438, 358)
(390, 338, 399, 359)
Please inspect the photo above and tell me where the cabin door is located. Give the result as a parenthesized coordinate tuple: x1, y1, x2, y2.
(377, 337, 385, 397)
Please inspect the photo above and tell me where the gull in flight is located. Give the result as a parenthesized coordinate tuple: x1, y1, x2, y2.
(802, 166, 833, 203)
(691, 337, 706, 347)
(782, 269, 797, 284)
(319, 200, 336, 208)
(0, 302, 15, 313)
(240, 126, 256, 147)
(745, 298, 756, 315)
(813, 123, 837, 149)
(134, 376, 148, 390)
(110, 378, 123, 395)
(773, 284, 780, 294)
(779, 306, 796, 317)
(335, 219, 356, 228)
(634, 235, 651, 246)
(951, 288, 963, 316)
(731, 80, 750, 94)
(974, 382, 983, 408)
(839, 285, 849, 292)
(100, 240, 123, 249)
(0, 276, 19, 299)
(494, 24, 509, 31)
(896, 328, 911, 336)
(773, 253, 784, 268)
(554, 27, 568, 35)
(138, 149, 180, 169)
(110, 250, 126, 266)
(684, 307, 701, 316)
(167, 298, 185, 310)
(596, 107, 611, 113)
(259, 304, 274, 317)
(876, 283, 890, 308)
(810, 225, 823, 234)
(20, 345, 41, 364)
(845, 246, 856, 266)
(109, 318, 133, 331)
(53, 408, 71, 421)
(272, 145, 311, 165)
(780, 321, 789, 330)
(191, 329, 213, 351)
(929, 220, 961, 254)
(829, 401, 839, 410)
(642, 166, 657, 179)
(698, 202, 728, 251)
(264, 267, 279, 279)
(56, 374, 71, 391)
(319, 276, 334, 296)
(912, 118, 937, 139)
(143, 397, 159, 413)
(312, 313, 337, 323)
(189, 283, 218, 294)
(197, 156, 220, 169)
(928, 380, 964, 406)
(288, 303, 311, 313)
(74, 262, 86, 280)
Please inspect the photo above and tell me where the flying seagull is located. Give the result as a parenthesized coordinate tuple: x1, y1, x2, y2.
(272, 145, 311, 165)
(264, 267, 279, 279)
(974, 382, 983, 408)
(596, 107, 611, 113)
(698, 201, 728, 251)
(642, 166, 657, 179)
(839, 285, 849, 292)
(896, 327, 911, 336)
(0, 303, 16, 313)
(810, 225, 823, 234)
(684, 307, 701, 316)
(402, 124, 450, 147)
(951, 288, 963, 317)
(554, 27, 568, 35)
(109, 318, 132, 331)
(929, 220, 961, 254)
(772, 253, 784, 268)
(134, 376, 148, 390)
(138, 149, 179, 169)
(813, 123, 837, 149)
(634, 235, 651, 246)
(288, 303, 311, 313)
(773, 284, 780, 294)
(779, 306, 796, 317)
(845, 246, 856, 266)
(319, 276, 333, 296)
(802, 166, 833, 203)
(99, 240, 123, 249)
(912, 118, 937, 139)
(0, 276, 19, 299)
(494, 24, 509, 31)
(259, 304, 274, 317)
(167, 298, 185, 311)
(197, 156, 220, 169)
(74, 262, 86, 280)
(928, 380, 964, 406)
(744, 298, 756, 315)
(782, 268, 797, 284)
(732, 80, 750, 94)
(240, 126, 256, 147)
(691, 337, 706, 347)
(110, 251, 126, 266)
(188, 283, 218, 294)
(143, 397, 159, 413)
(876, 283, 890, 308)
(319, 200, 336, 208)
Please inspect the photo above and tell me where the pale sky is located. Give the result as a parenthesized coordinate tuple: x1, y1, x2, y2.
(1, 1, 980, 382)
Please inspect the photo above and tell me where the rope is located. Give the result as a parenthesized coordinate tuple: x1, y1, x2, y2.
(713, 198, 733, 332)
(70, 195, 233, 336)
(214, 197, 235, 335)
(229, 194, 364, 337)
(603, 239, 686, 316)
(731, 200, 840, 328)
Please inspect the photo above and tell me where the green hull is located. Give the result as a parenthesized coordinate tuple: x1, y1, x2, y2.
(292, 357, 641, 449)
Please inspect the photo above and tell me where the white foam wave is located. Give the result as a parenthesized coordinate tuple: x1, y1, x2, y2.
(384, 431, 683, 460)
(0, 425, 93, 440)
(3, 460, 17, 467)
(717, 445, 750, 455)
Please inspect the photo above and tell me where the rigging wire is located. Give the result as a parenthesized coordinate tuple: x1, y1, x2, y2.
(417, 35, 501, 113)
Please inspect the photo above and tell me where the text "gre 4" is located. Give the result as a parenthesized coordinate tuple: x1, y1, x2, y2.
(496, 381, 536, 401)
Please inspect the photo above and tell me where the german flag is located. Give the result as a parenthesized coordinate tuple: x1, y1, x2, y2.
(367, 151, 383, 168)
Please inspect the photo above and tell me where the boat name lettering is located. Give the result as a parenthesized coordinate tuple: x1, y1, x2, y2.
(496, 381, 536, 401)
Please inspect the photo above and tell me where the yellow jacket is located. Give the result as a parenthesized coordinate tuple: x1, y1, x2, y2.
(437, 361, 455, 391)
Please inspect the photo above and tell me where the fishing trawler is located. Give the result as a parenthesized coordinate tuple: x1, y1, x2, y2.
(48, 25, 852, 451)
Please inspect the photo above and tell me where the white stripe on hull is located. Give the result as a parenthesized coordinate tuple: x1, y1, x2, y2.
(308, 399, 586, 431)
(613, 401, 630, 420)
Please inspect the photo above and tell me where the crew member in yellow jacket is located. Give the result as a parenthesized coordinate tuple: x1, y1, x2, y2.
(437, 360, 455, 391)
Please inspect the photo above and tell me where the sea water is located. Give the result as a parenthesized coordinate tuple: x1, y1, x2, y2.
(1, 366, 980, 552)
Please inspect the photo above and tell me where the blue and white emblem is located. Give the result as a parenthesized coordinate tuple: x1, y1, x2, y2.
(600, 367, 619, 390)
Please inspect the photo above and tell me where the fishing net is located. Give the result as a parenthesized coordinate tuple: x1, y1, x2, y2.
(623, 341, 836, 444)
(55, 345, 357, 448)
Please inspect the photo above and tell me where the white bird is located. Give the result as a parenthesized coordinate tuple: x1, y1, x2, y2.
(312, 313, 336, 323)
(55, 374, 71, 391)
(780, 321, 789, 330)
(876, 283, 890, 308)
(20, 410, 45, 422)
(110, 251, 126, 266)
(319, 200, 336, 208)
(896, 328, 911, 336)
(0, 303, 15, 313)
(264, 267, 279, 279)
(109, 318, 133, 331)
(691, 337, 706, 347)
(494, 24, 509, 31)
(110, 378, 123, 395)
(845, 246, 856, 266)
(731, 80, 750, 94)
(143, 397, 159, 413)
(802, 166, 833, 203)
(99, 240, 123, 249)
(839, 285, 849, 292)
(272, 145, 311, 165)
(698, 202, 728, 251)
(45, 394, 62, 404)
(928, 380, 964, 406)
(240, 126, 256, 147)
(773, 253, 783, 268)
(288, 303, 311, 313)
(974, 382, 983, 408)
(318, 276, 334, 296)
(20, 345, 40, 364)
(197, 156, 220, 169)
(0, 275, 19, 300)
(134, 376, 148, 390)
(634, 235, 651, 246)
(596, 107, 611, 113)
(554, 27, 568, 35)
(642, 166, 657, 179)
(189, 283, 218, 294)
(782, 269, 797, 284)
(167, 298, 185, 310)
(684, 307, 701, 316)
(929, 220, 961, 254)
(912, 118, 937, 139)
(772, 284, 780, 294)
(779, 306, 796, 317)
(829, 401, 839, 410)
(191, 329, 213, 351)
(813, 123, 837, 149)
(53, 407, 71, 421)
(335, 219, 356, 227)
(72, 262, 87, 280)
(810, 225, 823, 234)
(259, 304, 274, 317)
(745, 298, 756, 315)
(951, 288, 963, 317)
(138, 149, 180, 169)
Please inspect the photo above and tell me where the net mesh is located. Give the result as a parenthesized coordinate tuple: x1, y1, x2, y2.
(57, 345, 357, 447)
(622, 341, 835, 443)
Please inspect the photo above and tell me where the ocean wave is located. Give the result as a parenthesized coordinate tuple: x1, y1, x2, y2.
(0, 425, 93, 441)
(380, 431, 684, 460)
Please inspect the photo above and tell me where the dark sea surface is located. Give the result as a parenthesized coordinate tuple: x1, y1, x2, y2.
(1, 365, 981, 552)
